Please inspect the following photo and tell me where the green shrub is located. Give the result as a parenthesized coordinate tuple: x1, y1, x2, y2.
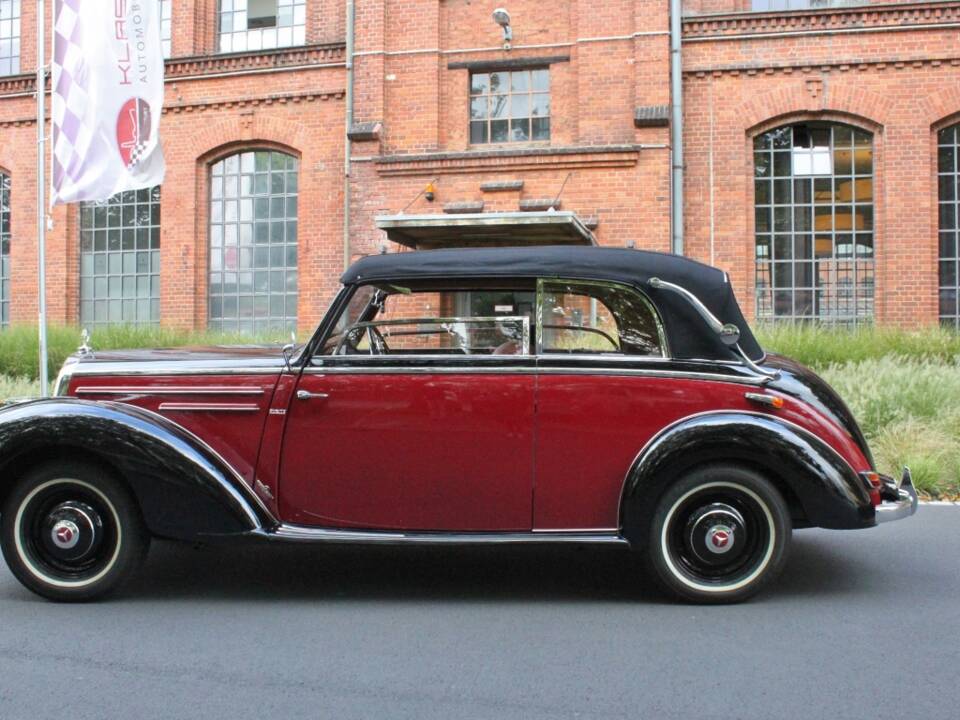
(756, 323, 960, 369)
(0, 324, 285, 381)
(821, 358, 960, 498)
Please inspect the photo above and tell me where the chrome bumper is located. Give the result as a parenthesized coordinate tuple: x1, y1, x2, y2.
(876, 468, 919, 524)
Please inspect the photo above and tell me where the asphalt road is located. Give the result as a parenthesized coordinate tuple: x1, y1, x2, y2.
(0, 507, 957, 720)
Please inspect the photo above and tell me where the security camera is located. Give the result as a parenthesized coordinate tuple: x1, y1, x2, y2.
(492, 8, 512, 45)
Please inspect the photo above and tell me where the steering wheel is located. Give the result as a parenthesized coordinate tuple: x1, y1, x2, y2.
(367, 326, 388, 355)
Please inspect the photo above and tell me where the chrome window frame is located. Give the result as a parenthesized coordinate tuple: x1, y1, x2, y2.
(331, 315, 532, 358)
(535, 278, 669, 360)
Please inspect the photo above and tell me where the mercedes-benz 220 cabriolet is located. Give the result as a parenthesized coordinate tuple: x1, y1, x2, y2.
(0, 247, 917, 602)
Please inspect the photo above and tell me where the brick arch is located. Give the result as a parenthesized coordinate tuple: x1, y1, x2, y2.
(181, 112, 310, 163)
(180, 112, 314, 332)
(918, 83, 960, 132)
(735, 82, 891, 137)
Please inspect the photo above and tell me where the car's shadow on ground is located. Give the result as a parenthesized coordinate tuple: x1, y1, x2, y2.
(111, 532, 885, 604)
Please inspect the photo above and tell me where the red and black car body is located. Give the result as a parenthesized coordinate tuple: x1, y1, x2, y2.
(0, 247, 917, 602)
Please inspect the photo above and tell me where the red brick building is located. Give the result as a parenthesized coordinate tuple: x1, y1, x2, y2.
(0, 0, 958, 333)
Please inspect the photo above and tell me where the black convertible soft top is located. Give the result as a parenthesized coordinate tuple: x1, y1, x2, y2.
(342, 246, 762, 361)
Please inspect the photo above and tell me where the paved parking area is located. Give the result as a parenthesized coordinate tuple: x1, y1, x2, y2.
(0, 507, 957, 719)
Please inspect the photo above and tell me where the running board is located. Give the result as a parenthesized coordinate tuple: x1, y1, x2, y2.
(264, 525, 628, 546)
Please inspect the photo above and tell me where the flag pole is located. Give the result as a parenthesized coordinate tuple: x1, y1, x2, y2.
(36, 0, 48, 396)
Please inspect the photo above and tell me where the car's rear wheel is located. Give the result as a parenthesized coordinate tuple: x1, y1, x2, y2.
(646, 464, 791, 603)
(1, 460, 149, 602)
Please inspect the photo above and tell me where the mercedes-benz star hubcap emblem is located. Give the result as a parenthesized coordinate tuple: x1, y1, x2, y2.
(706, 525, 734, 554)
(52, 520, 80, 550)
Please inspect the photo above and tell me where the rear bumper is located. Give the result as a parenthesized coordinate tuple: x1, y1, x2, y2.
(876, 468, 919, 524)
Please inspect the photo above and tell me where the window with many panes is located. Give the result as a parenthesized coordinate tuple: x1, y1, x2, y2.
(938, 125, 960, 327)
(754, 123, 874, 323)
(0, 0, 20, 76)
(161, 0, 172, 58)
(0, 172, 9, 327)
(218, 0, 306, 53)
(470, 69, 550, 144)
(79, 187, 161, 327)
(208, 150, 299, 334)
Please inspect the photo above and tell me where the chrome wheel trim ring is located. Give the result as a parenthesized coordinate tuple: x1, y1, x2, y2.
(660, 481, 776, 594)
(13, 478, 124, 589)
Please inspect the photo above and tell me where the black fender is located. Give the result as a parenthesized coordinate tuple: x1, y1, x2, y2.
(619, 411, 875, 544)
(0, 398, 275, 540)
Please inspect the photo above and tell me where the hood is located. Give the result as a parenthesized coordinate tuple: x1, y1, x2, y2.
(59, 345, 292, 387)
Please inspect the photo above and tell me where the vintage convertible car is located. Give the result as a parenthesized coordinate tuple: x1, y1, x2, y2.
(0, 246, 917, 603)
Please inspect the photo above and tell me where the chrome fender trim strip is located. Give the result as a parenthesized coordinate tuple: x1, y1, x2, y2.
(76, 386, 266, 396)
(158, 402, 261, 412)
(267, 525, 628, 545)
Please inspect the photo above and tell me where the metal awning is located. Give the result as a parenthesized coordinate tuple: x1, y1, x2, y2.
(375, 211, 596, 250)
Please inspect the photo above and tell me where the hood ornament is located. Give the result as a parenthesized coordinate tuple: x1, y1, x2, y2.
(77, 328, 93, 357)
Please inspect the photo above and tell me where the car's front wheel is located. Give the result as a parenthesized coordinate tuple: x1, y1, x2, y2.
(646, 464, 791, 603)
(1, 460, 149, 602)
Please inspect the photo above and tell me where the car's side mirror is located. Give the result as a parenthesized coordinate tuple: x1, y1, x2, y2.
(719, 323, 740, 346)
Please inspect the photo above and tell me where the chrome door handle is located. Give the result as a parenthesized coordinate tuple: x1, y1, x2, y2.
(296, 389, 329, 401)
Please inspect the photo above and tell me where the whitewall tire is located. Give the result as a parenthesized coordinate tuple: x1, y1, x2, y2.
(646, 465, 791, 603)
(1, 461, 149, 602)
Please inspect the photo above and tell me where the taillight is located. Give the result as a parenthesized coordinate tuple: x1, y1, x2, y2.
(860, 472, 882, 506)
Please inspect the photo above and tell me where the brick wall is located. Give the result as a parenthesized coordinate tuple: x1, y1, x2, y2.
(681, 1, 960, 324)
(0, 1, 957, 333)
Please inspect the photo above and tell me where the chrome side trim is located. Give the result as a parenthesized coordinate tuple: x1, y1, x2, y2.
(158, 402, 261, 413)
(115, 403, 275, 528)
(269, 525, 627, 545)
(67, 364, 284, 377)
(76, 386, 266, 396)
(304, 364, 767, 385)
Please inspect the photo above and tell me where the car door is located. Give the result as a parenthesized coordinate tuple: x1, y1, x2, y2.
(277, 283, 536, 531)
(533, 279, 691, 531)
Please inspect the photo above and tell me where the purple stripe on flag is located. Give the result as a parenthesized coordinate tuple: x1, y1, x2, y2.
(60, 109, 81, 144)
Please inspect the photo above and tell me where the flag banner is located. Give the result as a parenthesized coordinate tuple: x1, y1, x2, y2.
(51, 0, 166, 205)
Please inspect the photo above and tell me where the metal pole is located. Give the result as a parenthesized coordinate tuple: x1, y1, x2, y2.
(343, 0, 355, 271)
(36, 0, 49, 395)
(669, 0, 684, 256)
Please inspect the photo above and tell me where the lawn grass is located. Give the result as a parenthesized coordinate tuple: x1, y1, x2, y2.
(756, 322, 960, 369)
(0, 323, 957, 499)
(821, 358, 960, 499)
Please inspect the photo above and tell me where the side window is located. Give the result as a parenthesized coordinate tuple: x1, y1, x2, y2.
(539, 281, 664, 357)
(318, 285, 532, 357)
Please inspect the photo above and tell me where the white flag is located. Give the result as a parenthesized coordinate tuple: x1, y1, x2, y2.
(51, 0, 166, 205)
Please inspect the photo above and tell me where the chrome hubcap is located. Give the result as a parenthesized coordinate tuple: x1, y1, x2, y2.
(51, 519, 80, 550)
(685, 503, 747, 568)
(39, 501, 103, 565)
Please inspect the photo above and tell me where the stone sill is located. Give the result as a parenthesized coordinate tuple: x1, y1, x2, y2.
(0, 42, 346, 97)
(683, 1, 960, 39)
(375, 144, 649, 177)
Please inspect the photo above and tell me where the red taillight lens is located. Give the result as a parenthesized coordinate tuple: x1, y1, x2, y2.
(860, 472, 882, 506)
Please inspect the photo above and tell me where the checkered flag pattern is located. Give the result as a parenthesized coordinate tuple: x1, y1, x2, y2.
(50, 0, 166, 205)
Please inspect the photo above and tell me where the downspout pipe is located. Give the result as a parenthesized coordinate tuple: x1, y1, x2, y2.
(343, 0, 355, 271)
(669, 0, 684, 256)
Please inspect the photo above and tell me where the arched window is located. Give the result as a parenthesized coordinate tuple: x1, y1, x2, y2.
(0, 172, 9, 326)
(938, 125, 960, 327)
(754, 122, 874, 322)
(208, 150, 298, 334)
(79, 187, 161, 327)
